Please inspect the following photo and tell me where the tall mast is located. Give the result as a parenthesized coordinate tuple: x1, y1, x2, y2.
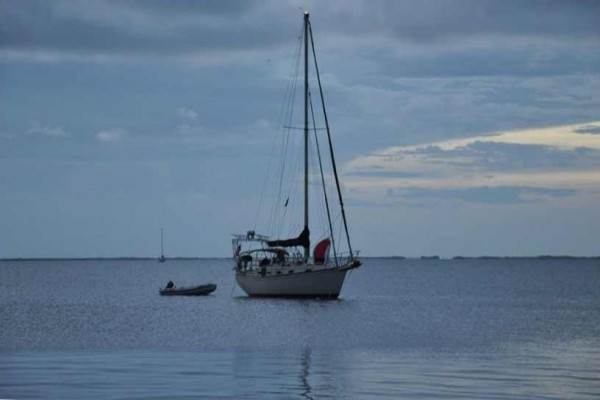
(303, 11, 309, 260)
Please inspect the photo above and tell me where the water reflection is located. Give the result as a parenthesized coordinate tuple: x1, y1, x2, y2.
(2, 341, 599, 399)
(300, 347, 313, 400)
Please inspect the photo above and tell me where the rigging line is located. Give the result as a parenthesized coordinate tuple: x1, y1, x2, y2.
(275, 121, 303, 240)
(279, 28, 304, 230)
(308, 134, 327, 241)
(308, 88, 338, 267)
(309, 21, 355, 260)
(275, 127, 292, 238)
(277, 23, 305, 130)
(255, 125, 283, 233)
(262, 24, 304, 235)
(272, 34, 302, 238)
(283, 38, 302, 129)
(287, 134, 304, 237)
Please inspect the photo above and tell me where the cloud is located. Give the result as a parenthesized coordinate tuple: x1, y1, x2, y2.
(177, 107, 198, 121)
(575, 124, 600, 135)
(365, 38, 600, 79)
(344, 121, 600, 204)
(0, 0, 289, 64)
(405, 141, 600, 172)
(329, 1, 600, 43)
(96, 128, 126, 142)
(400, 186, 575, 205)
(321, 73, 600, 158)
(0, 131, 15, 140)
(252, 118, 274, 130)
(176, 108, 204, 135)
(25, 124, 69, 138)
(177, 124, 204, 136)
(1, 0, 599, 68)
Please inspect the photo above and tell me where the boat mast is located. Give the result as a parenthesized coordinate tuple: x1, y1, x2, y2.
(303, 11, 310, 261)
(160, 227, 164, 257)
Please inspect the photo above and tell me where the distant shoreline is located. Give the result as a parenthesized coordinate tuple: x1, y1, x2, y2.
(388, 255, 600, 260)
(0, 257, 223, 261)
(1, 255, 599, 261)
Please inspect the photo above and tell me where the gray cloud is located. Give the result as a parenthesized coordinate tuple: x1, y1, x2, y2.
(122, 0, 253, 17)
(326, 74, 600, 153)
(403, 141, 600, 172)
(364, 1, 600, 42)
(96, 128, 126, 142)
(2, 1, 599, 156)
(25, 124, 69, 138)
(575, 125, 600, 135)
(401, 186, 575, 204)
(2, 0, 599, 63)
(346, 170, 422, 179)
(373, 46, 600, 78)
(0, 0, 289, 58)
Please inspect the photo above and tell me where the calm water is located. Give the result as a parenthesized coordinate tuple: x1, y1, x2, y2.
(1, 258, 599, 399)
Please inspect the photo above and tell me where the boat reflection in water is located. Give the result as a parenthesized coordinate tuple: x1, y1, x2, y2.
(300, 347, 313, 400)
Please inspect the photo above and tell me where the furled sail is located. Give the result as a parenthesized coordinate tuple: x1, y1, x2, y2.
(267, 227, 310, 249)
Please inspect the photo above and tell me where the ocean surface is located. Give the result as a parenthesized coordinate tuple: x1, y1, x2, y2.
(1, 257, 599, 399)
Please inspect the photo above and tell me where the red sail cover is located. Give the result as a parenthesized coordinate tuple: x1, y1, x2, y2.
(313, 238, 331, 264)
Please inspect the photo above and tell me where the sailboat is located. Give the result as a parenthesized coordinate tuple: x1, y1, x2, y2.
(158, 227, 166, 263)
(231, 12, 361, 298)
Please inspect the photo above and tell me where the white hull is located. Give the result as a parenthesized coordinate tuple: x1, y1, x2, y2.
(236, 267, 348, 298)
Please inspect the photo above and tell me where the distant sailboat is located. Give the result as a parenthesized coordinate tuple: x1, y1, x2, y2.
(158, 227, 166, 263)
(231, 12, 361, 298)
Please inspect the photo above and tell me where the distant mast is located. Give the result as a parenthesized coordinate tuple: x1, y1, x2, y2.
(159, 227, 166, 262)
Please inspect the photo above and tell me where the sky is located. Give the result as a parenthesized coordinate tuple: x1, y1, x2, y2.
(1, 0, 599, 258)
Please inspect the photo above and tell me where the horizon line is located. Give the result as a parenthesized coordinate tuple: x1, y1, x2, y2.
(2, 255, 600, 262)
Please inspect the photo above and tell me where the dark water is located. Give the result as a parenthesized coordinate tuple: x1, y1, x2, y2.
(1, 258, 599, 399)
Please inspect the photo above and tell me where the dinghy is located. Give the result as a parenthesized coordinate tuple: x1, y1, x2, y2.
(159, 282, 216, 296)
